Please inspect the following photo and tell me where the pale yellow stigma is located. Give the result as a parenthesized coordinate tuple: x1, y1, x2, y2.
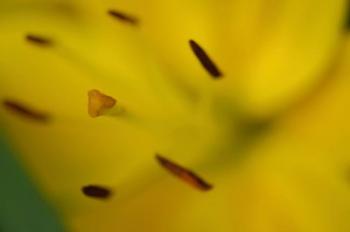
(88, 89, 116, 118)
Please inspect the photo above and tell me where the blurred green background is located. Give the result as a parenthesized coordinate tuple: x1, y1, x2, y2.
(0, 132, 64, 232)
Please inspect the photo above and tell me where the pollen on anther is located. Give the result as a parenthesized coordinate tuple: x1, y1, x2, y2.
(156, 154, 213, 191)
(107, 9, 139, 25)
(82, 185, 112, 199)
(25, 34, 52, 46)
(189, 39, 223, 78)
(88, 89, 117, 118)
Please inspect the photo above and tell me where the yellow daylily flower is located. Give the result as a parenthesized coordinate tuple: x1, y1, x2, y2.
(0, 0, 349, 232)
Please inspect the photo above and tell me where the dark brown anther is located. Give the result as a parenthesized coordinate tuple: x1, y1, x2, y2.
(189, 39, 223, 78)
(3, 100, 50, 122)
(108, 9, 139, 25)
(82, 185, 112, 199)
(25, 34, 52, 46)
(156, 154, 213, 191)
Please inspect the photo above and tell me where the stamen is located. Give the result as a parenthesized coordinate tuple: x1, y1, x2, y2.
(156, 154, 213, 191)
(25, 34, 52, 46)
(88, 89, 116, 118)
(3, 99, 50, 122)
(189, 39, 222, 78)
(108, 9, 139, 25)
(82, 185, 112, 199)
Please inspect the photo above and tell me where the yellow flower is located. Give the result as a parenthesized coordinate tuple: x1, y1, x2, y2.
(0, 0, 349, 231)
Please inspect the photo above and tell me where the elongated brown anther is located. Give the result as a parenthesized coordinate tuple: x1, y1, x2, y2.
(3, 100, 50, 122)
(25, 34, 52, 46)
(108, 9, 139, 25)
(189, 39, 222, 78)
(82, 185, 112, 199)
(156, 154, 213, 191)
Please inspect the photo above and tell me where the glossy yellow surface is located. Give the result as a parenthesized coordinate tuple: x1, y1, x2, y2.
(0, 0, 349, 231)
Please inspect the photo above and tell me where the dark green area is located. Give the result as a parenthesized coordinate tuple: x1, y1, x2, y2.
(0, 133, 65, 232)
(346, 1, 350, 29)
